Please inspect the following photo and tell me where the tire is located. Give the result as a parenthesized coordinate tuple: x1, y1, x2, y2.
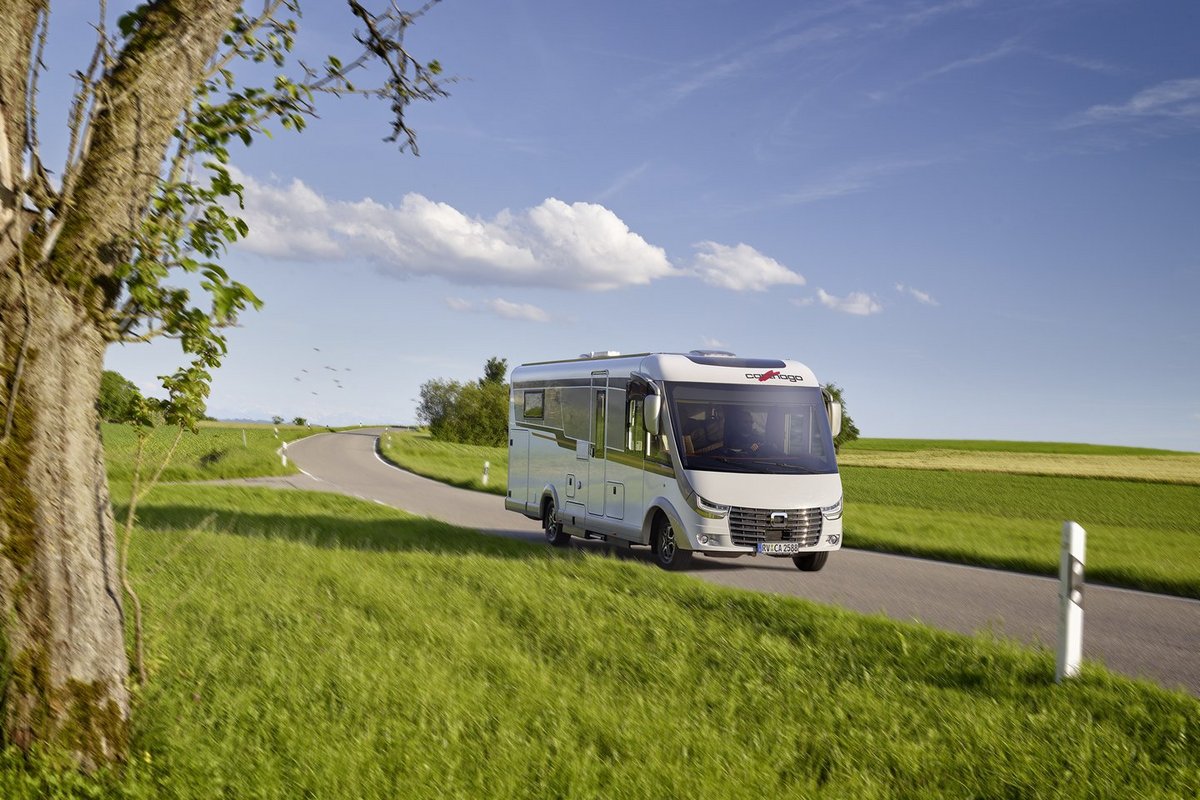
(653, 514, 693, 571)
(543, 499, 570, 547)
(792, 551, 829, 572)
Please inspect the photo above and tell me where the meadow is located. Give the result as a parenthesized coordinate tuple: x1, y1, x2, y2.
(838, 444, 1200, 485)
(379, 430, 1200, 597)
(378, 428, 508, 494)
(101, 421, 313, 483)
(4, 482, 1198, 798)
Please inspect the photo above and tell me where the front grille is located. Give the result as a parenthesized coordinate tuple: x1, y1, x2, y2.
(729, 506, 823, 547)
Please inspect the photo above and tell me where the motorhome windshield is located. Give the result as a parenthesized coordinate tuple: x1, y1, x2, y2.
(666, 382, 838, 475)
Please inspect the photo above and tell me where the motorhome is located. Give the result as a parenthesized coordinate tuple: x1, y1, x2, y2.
(505, 350, 844, 571)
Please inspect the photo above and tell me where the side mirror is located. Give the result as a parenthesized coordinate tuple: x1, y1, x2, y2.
(644, 394, 661, 434)
(827, 401, 842, 439)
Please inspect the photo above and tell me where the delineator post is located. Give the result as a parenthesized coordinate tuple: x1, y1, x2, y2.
(1056, 521, 1086, 682)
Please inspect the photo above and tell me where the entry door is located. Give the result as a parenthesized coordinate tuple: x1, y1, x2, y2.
(588, 371, 608, 516)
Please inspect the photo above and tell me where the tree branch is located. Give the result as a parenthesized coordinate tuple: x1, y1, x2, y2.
(1, 225, 34, 442)
(203, 0, 289, 80)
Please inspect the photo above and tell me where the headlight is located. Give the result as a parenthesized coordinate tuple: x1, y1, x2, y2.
(821, 496, 843, 520)
(687, 492, 730, 519)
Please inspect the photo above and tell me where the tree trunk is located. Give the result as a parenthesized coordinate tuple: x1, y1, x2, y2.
(0, 0, 241, 766)
(1, 268, 129, 767)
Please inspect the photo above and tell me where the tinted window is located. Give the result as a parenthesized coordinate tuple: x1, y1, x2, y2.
(666, 382, 837, 475)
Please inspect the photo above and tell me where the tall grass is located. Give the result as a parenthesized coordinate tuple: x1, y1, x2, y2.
(5, 484, 1197, 798)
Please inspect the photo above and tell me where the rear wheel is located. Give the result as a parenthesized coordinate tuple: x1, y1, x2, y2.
(653, 514, 693, 571)
(544, 499, 570, 547)
(792, 551, 829, 572)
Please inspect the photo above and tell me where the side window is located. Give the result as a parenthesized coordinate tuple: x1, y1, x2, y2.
(593, 390, 606, 447)
(647, 429, 671, 466)
(606, 389, 626, 453)
(628, 398, 645, 453)
(523, 390, 544, 419)
(646, 399, 671, 466)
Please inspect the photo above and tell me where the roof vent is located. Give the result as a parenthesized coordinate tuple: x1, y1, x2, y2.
(579, 350, 621, 358)
(688, 349, 736, 358)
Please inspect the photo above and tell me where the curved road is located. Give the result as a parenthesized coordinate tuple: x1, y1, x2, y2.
(262, 429, 1199, 696)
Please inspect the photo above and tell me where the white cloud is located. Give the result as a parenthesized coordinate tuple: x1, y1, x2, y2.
(781, 158, 942, 205)
(1065, 77, 1200, 128)
(895, 283, 939, 306)
(691, 241, 805, 291)
(234, 170, 677, 291)
(920, 38, 1021, 81)
(700, 335, 727, 349)
(444, 296, 550, 323)
(817, 289, 883, 316)
(1038, 51, 1124, 76)
(484, 298, 551, 323)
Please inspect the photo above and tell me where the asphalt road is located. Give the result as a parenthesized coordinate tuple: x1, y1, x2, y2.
(266, 428, 1200, 696)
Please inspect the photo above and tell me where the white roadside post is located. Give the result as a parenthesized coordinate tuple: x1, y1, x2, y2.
(242, 429, 248, 448)
(281, 440, 289, 468)
(482, 460, 490, 486)
(1056, 521, 1086, 682)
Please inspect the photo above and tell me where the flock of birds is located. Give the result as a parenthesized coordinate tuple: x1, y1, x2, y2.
(293, 347, 351, 397)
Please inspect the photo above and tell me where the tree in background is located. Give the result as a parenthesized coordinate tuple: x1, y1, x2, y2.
(482, 356, 507, 385)
(98, 370, 144, 423)
(417, 358, 509, 447)
(292, 417, 308, 427)
(0, 0, 446, 766)
(822, 382, 860, 451)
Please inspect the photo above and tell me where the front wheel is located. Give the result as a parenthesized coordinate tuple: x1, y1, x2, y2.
(653, 515, 693, 571)
(544, 500, 570, 547)
(792, 551, 829, 572)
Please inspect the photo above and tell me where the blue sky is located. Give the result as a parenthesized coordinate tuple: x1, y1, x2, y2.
(48, 0, 1198, 448)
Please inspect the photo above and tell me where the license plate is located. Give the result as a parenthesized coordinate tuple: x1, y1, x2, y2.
(758, 542, 802, 555)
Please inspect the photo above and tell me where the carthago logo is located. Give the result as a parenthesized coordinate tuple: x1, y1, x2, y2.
(745, 371, 805, 383)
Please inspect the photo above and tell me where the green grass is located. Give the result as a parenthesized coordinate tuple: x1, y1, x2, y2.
(102, 422, 314, 483)
(5, 484, 1198, 798)
(839, 466, 1200, 597)
(377, 429, 507, 495)
(841, 466, 1197, 533)
(843, 438, 1191, 455)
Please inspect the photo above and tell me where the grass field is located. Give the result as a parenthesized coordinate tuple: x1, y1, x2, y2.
(839, 465, 1200, 597)
(378, 429, 508, 495)
(378, 431, 1200, 597)
(4, 483, 1198, 798)
(841, 438, 1191, 455)
(839, 438, 1200, 484)
(102, 422, 313, 483)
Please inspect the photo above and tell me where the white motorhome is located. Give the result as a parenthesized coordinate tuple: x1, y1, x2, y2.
(505, 350, 844, 571)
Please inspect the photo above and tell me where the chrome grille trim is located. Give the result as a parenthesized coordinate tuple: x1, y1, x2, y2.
(729, 506, 823, 547)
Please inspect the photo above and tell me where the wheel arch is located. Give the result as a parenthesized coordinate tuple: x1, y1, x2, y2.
(641, 498, 689, 550)
(539, 483, 561, 522)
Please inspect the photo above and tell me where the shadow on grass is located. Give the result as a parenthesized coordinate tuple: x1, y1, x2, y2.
(125, 502, 555, 561)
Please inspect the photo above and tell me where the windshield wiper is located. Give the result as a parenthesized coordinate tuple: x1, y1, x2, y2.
(764, 461, 816, 474)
